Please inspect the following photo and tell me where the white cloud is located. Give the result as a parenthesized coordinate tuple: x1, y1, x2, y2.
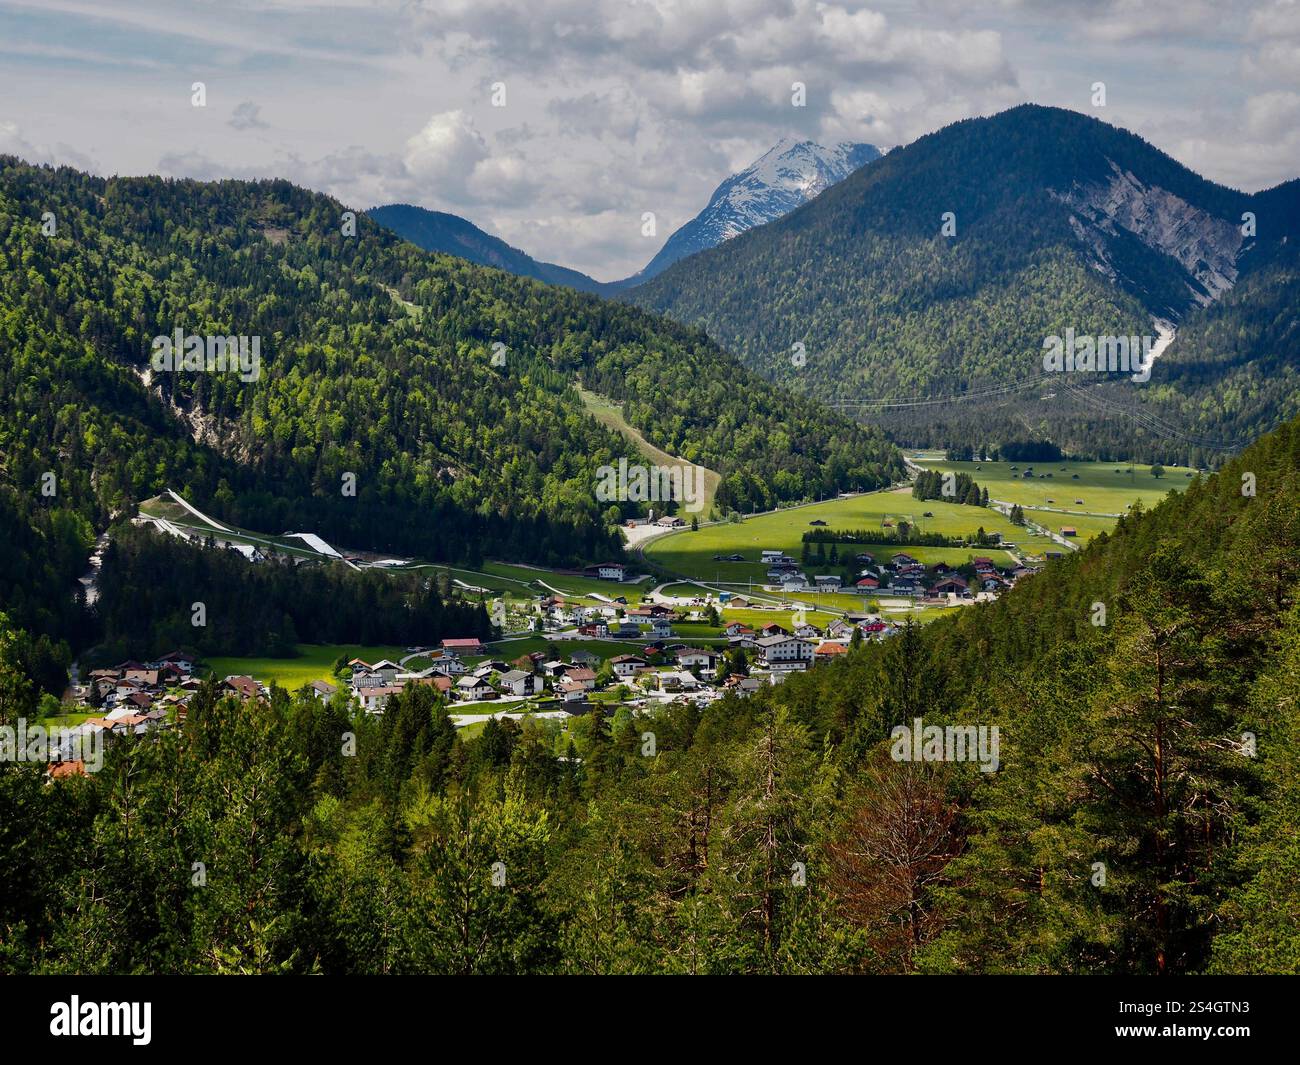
(1, 0, 1297, 278)
(0, 121, 99, 171)
(228, 101, 268, 131)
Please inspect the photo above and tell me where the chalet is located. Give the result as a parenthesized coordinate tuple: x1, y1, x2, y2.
(308, 680, 337, 701)
(456, 675, 497, 701)
(578, 621, 610, 637)
(928, 576, 970, 597)
(855, 575, 880, 589)
(540, 660, 570, 677)
(410, 673, 455, 697)
(649, 617, 673, 638)
(628, 604, 673, 619)
(155, 663, 186, 684)
(655, 515, 687, 528)
(124, 669, 161, 688)
(1060, 526, 1078, 537)
(727, 676, 764, 697)
(780, 574, 808, 592)
(854, 553, 876, 564)
(659, 671, 700, 692)
(561, 666, 598, 690)
(569, 649, 600, 667)
(558, 679, 587, 702)
(612, 621, 642, 639)
(814, 574, 842, 590)
(583, 562, 626, 581)
(221, 676, 262, 700)
(441, 638, 484, 655)
(610, 654, 647, 678)
(826, 619, 857, 640)
(426, 652, 466, 674)
(793, 622, 822, 640)
(723, 621, 751, 637)
(355, 684, 404, 714)
(365, 659, 403, 684)
(814, 641, 849, 661)
(761, 550, 784, 562)
(755, 635, 814, 671)
(155, 651, 197, 673)
(49, 760, 88, 781)
(498, 669, 541, 697)
(677, 649, 720, 672)
(728, 596, 752, 609)
(760, 623, 789, 637)
(891, 553, 918, 568)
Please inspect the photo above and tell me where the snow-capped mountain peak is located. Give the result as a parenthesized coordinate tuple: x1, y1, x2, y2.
(627, 137, 880, 283)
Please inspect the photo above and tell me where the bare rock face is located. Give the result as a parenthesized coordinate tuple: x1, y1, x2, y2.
(1052, 160, 1244, 311)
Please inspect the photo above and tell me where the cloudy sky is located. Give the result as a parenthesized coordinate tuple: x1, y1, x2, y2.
(2, 0, 1297, 279)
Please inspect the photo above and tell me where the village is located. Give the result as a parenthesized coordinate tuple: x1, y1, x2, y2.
(46, 538, 1042, 774)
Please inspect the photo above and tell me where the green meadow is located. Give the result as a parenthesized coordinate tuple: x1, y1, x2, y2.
(202, 643, 409, 691)
(911, 453, 1195, 519)
(644, 487, 1049, 583)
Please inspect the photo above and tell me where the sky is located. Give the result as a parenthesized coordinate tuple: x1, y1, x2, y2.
(1, 0, 1298, 280)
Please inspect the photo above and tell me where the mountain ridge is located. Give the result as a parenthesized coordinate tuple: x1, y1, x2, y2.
(366, 203, 605, 292)
(630, 104, 1300, 466)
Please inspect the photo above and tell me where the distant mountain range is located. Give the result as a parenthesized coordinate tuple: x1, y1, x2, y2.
(368, 137, 879, 291)
(366, 204, 605, 292)
(630, 104, 1300, 466)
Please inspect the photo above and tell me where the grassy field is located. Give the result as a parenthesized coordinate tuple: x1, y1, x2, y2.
(644, 487, 1050, 583)
(486, 637, 656, 660)
(911, 453, 1195, 519)
(203, 643, 409, 690)
(44, 710, 98, 729)
(577, 386, 721, 518)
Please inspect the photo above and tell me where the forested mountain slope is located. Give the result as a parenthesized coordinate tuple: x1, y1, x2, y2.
(0, 158, 902, 614)
(632, 105, 1300, 466)
(3, 390, 1299, 974)
(764, 413, 1300, 973)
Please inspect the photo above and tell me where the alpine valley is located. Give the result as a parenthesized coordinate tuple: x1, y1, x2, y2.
(2, 90, 1300, 985)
